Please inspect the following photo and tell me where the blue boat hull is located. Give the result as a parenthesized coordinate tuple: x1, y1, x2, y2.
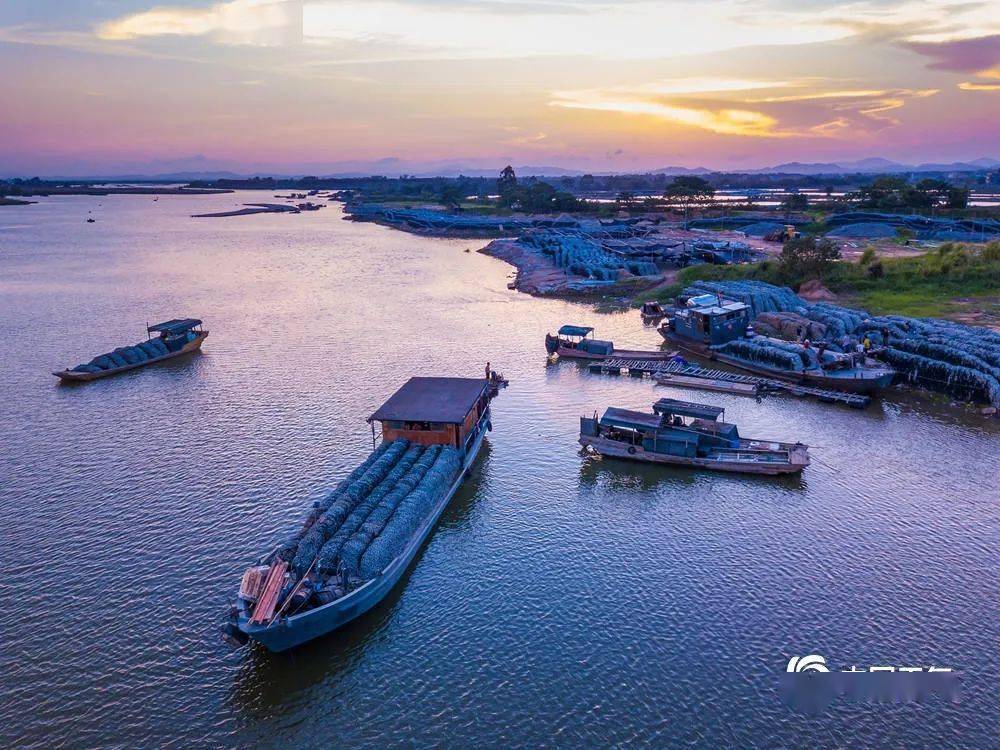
(236, 408, 491, 653)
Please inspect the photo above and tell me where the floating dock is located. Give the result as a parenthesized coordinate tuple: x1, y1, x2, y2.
(588, 358, 871, 408)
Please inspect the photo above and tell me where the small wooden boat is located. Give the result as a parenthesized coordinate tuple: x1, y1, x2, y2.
(546, 325, 675, 361)
(53, 318, 208, 382)
(580, 397, 810, 475)
(640, 301, 666, 320)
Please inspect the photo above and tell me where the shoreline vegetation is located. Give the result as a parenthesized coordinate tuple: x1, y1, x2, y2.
(637, 242, 1000, 326)
(329, 167, 999, 329)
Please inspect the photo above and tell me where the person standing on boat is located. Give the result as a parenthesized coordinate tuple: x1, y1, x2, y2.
(485, 361, 491, 380)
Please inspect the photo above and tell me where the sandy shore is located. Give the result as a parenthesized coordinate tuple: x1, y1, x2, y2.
(192, 203, 301, 218)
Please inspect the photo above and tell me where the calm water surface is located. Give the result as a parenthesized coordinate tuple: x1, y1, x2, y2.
(1, 193, 997, 748)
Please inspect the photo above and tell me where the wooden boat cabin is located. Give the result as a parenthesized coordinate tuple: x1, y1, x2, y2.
(640, 301, 666, 318)
(668, 294, 750, 345)
(368, 377, 492, 455)
(545, 325, 614, 357)
(147, 317, 206, 345)
(579, 397, 809, 475)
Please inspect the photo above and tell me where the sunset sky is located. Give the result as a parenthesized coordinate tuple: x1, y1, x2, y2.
(1, 0, 997, 175)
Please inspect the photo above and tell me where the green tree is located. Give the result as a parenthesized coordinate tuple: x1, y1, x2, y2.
(439, 183, 463, 209)
(663, 176, 715, 205)
(497, 165, 518, 207)
(779, 236, 842, 280)
(781, 193, 809, 214)
(946, 186, 970, 209)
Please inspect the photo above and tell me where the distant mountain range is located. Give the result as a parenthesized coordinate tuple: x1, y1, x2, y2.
(740, 157, 1000, 175)
(6, 155, 997, 181)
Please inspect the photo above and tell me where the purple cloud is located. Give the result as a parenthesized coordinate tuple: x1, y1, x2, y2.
(903, 34, 1000, 73)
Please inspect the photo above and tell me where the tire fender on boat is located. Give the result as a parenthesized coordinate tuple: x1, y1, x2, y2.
(627, 446, 637, 455)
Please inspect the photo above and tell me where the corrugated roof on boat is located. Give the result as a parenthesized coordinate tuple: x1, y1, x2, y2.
(147, 318, 202, 335)
(599, 407, 664, 431)
(559, 325, 594, 337)
(369, 377, 488, 424)
(652, 398, 725, 421)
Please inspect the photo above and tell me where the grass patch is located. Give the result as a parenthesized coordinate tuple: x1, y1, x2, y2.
(636, 241, 1000, 319)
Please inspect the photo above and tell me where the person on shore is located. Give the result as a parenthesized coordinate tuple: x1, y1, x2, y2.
(863, 336, 872, 354)
(881, 327, 890, 348)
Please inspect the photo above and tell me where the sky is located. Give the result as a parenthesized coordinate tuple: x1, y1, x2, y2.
(0, 0, 997, 176)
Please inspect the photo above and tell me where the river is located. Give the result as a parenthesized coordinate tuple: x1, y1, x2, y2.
(1, 192, 997, 748)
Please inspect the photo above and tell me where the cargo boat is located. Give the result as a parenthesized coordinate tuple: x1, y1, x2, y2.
(546, 324, 676, 361)
(226, 376, 499, 653)
(53, 318, 208, 382)
(580, 398, 810, 475)
(657, 295, 894, 394)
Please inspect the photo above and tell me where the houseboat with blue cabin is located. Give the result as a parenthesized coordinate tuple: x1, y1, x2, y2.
(53, 318, 208, 382)
(580, 397, 810, 475)
(546, 324, 675, 360)
(657, 294, 894, 394)
(225, 375, 499, 652)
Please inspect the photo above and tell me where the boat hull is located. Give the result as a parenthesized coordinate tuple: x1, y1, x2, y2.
(237, 407, 491, 653)
(556, 346, 675, 361)
(658, 329, 893, 394)
(580, 434, 809, 475)
(54, 332, 209, 382)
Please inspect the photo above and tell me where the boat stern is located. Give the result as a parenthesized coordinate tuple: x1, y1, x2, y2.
(789, 442, 811, 470)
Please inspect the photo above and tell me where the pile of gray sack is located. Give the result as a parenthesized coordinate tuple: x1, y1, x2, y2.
(70, 335, 181, 373)
(686, 279, 1000, 407)
(274, 438, 462, 604)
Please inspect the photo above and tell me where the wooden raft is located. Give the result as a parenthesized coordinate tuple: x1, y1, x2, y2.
(249, 561, 289, 625)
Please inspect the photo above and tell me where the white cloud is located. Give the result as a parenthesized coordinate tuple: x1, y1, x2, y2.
(302, 0, 847, 60)
(98, 0, 302, 46)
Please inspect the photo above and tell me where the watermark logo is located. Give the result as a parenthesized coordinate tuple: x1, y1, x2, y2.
(781, 654, 959, 712)
(786, 655, 829, 673)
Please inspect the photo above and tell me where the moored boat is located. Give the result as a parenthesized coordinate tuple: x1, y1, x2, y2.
(53, 318, 208, 382)
(546, 324, 675, 361)
(640, 301, 666, 321)
(580, 398, 810, 475)
(225, 375, 499, 652)
(657, 295, 894, 394)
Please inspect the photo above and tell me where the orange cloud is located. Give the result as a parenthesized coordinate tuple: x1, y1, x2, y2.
(958, 81, 1000, 91)
(551, 81, 938, 139)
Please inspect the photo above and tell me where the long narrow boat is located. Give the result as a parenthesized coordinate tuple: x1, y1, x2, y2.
(53, 318, 208, 382)
(225, 375, 500, 653)
(580, 398, 810, 475)
(657, 296, 894, 394)
(546, 324, 676, 361)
